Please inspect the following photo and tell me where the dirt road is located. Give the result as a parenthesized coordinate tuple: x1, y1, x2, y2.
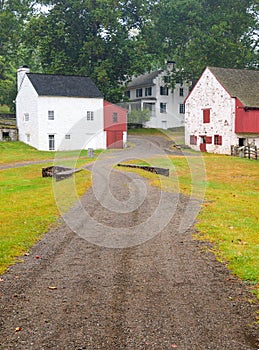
(0, 136, 258, 349)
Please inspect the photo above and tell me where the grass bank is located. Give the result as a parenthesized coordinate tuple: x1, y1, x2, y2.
(118, 153, 259, 297)
(0, 142, 100, 273)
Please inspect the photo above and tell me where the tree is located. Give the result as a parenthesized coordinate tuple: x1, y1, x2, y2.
(127, 108, 150, 125)
(143, 0, 259, 85)
(24, 0, 155, 102)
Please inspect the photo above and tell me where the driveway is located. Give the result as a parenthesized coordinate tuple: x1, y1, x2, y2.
(0, 135, 258, 349)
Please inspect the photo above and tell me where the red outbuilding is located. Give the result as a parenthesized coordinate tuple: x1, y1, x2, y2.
(104, 101, 127, 149)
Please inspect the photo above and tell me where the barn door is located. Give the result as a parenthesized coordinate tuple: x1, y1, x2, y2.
(107, 131, 123, 149)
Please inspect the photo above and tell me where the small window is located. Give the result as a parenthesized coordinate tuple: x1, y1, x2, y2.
(190, 135, 197, 145)
(48, 110, 54, 120)
(179, 87, 184, 97)
(112, 112, 118, 123)
(26, 134, 30, 142)
(179, 104, 185, 114)
(214, 135, 222, 145)
(203, 109, 210, 123)
(87, 111, 94, 120)
(136, 88, 142, 97)
(145, 87, 152, 96)
(160, 86, 168, 95)
(125, 90, 130, 98)
(24, 113, 29, 121)
(160, 103, 167, 113)
(65, 134, 71, 140)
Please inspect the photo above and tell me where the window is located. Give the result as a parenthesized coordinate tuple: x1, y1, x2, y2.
(179, 104, 185, 114)
(214, 135, 222, 145)
(145, 87, 152, 96)
(190, 135, 197, 145)
(87, 111, 94, 120)
(48, 134, 55, 150)
(136, 88, 142, 97)
(125, 90, 130, 98)
(203, 109, 210, 123)
(48, 110, 54, 120)
(160, 103, 167, 113)
(160, 86, 168, 95)
(24, 113, 29, 121)
(179, 87, 184, 97)
(112, 112, 118, 123)
(26, 134, 30, 142)
(65, 134, 71, 140)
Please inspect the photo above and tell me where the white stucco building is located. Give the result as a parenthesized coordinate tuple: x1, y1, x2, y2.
(15, 67, 106, 151)
(125, 62, 189, 129)
(185, 67, 259, 155)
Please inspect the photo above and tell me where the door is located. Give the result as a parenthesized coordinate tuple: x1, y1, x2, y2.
(199, 136, 207, 152)
(49, 134, 55, 150)
(107, 131, 123, 149)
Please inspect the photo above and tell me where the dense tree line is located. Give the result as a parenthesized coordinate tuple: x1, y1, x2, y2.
(0, 0, 258, 110)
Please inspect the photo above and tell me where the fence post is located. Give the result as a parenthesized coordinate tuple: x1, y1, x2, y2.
(248, 145, 250, 159)
(255, 146, 258, 160)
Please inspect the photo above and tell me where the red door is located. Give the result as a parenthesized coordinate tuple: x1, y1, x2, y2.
(107, 131, 123, 149)
(199, 136, 207, 152)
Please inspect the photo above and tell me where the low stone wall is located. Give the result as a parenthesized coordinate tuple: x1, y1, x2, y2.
(117, 163, 169, 176)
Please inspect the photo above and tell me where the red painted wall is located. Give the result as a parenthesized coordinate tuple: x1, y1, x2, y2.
(104, 101, 127, 132)
(235, 98, 259, 133)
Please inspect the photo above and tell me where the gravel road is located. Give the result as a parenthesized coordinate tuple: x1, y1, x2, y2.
(0, 135, 258, 349)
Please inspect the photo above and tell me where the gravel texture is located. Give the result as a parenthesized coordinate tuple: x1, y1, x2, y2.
(0, 135, 258, 350)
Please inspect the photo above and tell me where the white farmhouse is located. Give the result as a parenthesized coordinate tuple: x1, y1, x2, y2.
(125, 62, 189, 129)
(185, 67, 259, 155)
(16, 66, 105, 151)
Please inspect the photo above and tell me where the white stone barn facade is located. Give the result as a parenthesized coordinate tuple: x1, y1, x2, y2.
(185, 67, 259, 154)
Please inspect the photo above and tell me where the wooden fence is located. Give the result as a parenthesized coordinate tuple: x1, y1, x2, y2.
(231, 145, 258, 160)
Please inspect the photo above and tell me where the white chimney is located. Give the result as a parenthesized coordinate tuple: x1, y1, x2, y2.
(17, 66, 30, 90)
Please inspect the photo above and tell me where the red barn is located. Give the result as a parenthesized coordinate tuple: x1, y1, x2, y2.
(104, 101, 127, 149)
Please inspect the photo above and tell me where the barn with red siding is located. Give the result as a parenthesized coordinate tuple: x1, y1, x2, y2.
(104, 101, 127, 149)
(185, 67, 259, 154)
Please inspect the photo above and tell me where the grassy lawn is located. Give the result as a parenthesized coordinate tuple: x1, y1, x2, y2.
(0, 141, 99, 165)
(0, 142, 100, 273)
(118, 153, 259, 297)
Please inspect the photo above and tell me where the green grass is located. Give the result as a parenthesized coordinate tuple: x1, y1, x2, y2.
(118, 153, 259, 296)
(0, 142, 104, 273)
(0, 141, 102, 165)
(0, 164, 92, 273)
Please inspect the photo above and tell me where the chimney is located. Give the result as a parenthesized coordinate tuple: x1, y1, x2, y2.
(166, 61, 176, 70)
(17, 66, 30, 90)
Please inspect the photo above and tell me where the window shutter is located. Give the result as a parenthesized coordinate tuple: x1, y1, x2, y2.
(206, 136, 212, 144)
(203, 109, 210, 123)
(218, 135, 222, 145)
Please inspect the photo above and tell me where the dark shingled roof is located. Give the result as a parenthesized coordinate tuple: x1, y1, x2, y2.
(27, 73, 103, 98)
(208, 67, 259, 108)
(128, 70, 163, 88)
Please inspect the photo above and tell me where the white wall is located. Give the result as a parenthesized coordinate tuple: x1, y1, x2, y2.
(16, 75, 39, 149)
(37, 96, 105, 151)
(185, 67, 237, 155)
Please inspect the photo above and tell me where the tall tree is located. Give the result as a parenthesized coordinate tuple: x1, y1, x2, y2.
(143, 0, 258, 84)
(24, 0, 154, 102)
